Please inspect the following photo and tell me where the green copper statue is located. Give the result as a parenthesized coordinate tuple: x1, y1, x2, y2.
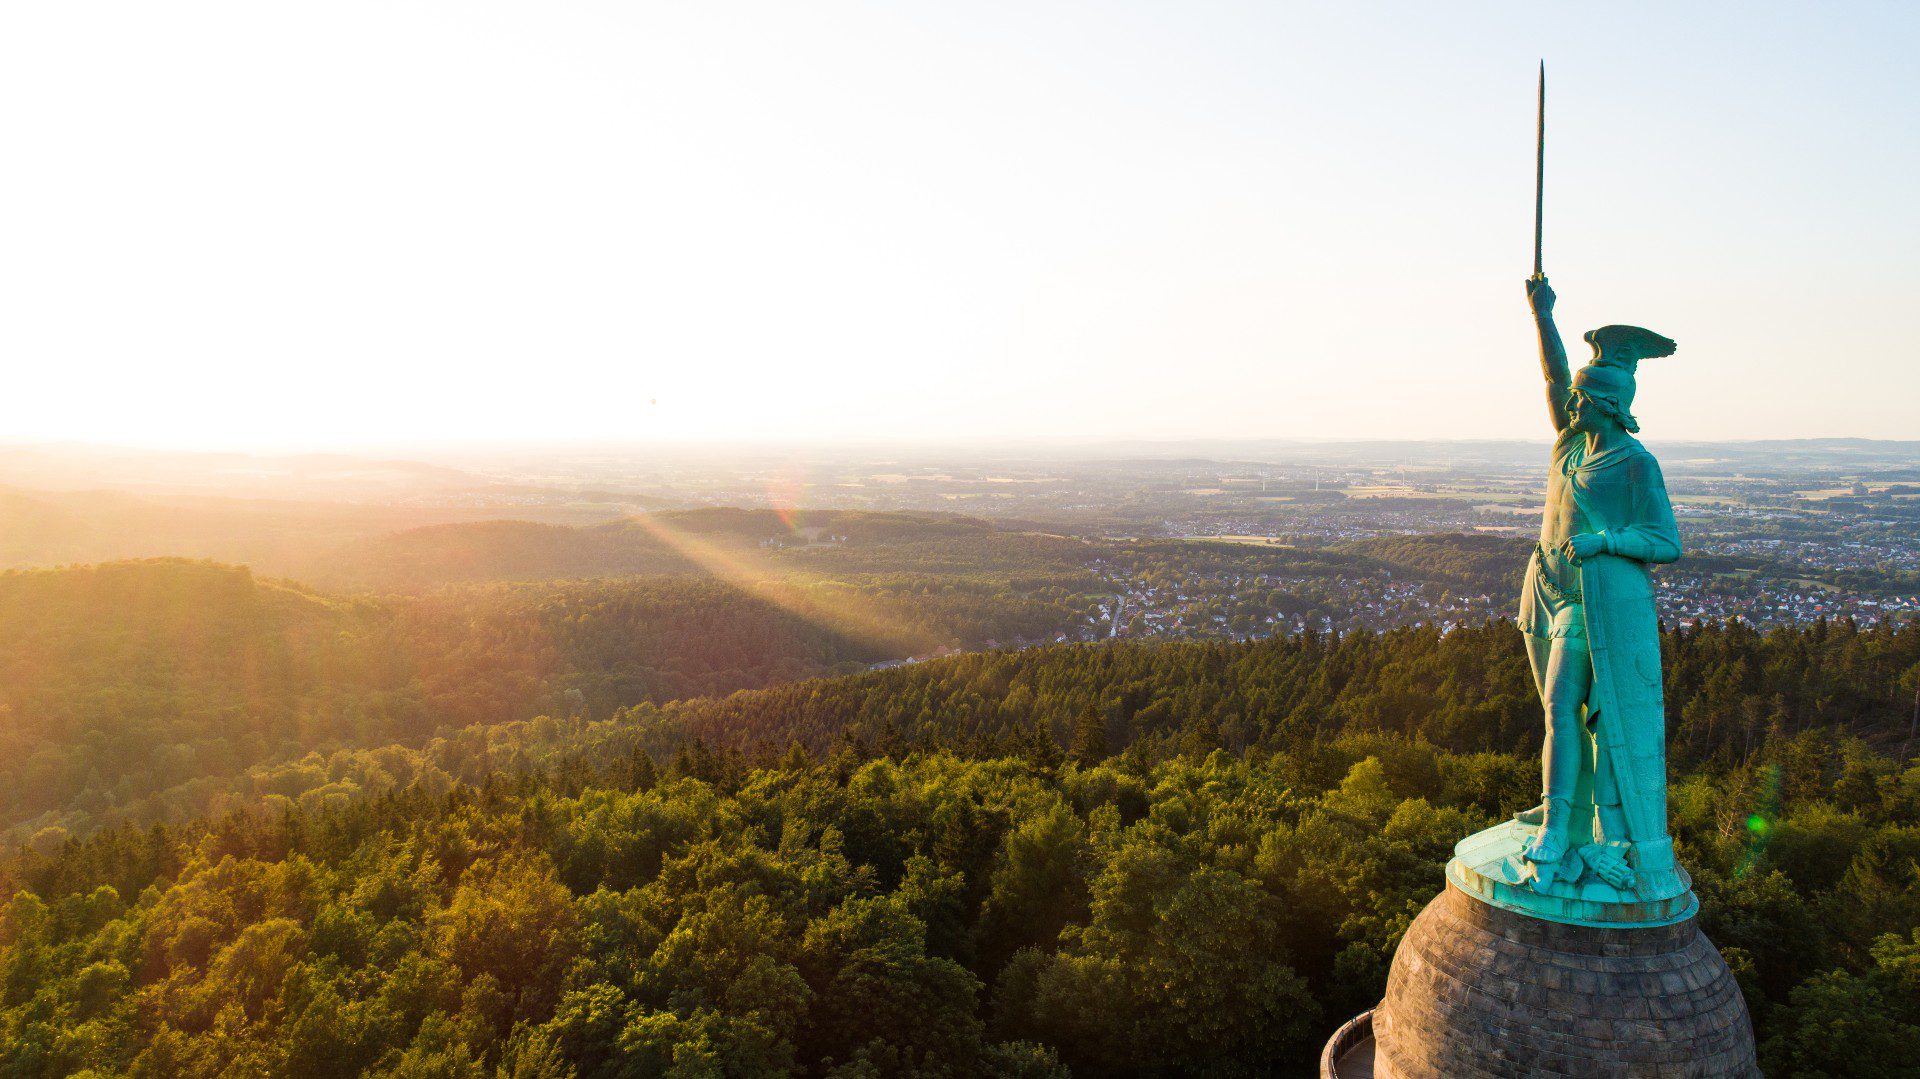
(1516, 276, 1680, 876)
(1444, 276, 1694, 926)
(1443, 64, 1698, 925)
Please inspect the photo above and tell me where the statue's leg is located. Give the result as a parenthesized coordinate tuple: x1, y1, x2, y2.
(1524, 629, 1552, 702)
(1515, 634, 1553, 824)
(1570, 657, 1598, 848)
(1522, 632, 1592, 861)
(1542, 635, 1591, 805)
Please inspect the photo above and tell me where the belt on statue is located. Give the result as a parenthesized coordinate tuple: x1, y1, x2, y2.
(1533, 543, 1582, 604)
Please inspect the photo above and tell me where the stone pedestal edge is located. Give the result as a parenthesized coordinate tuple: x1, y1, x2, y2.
(1365, 881, 1759, 1078)
(1449, 821, 1699, 928)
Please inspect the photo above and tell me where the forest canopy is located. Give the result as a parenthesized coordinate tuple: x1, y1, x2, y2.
(0, 555, 1097, 843)
(1, 546, 1916, 1076)
(0, 596, 1916, 1074)
(2, 717, 1917, 1076)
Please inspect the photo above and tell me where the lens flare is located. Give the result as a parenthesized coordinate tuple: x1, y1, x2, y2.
(767, 459, 809, 532)
(1732, 765, 1781, 880)
(622, 511, 939, 657)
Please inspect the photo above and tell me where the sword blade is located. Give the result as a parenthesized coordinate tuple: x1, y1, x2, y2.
(1534, 61, 1545, 278)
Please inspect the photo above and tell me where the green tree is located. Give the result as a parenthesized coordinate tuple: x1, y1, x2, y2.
(1068, 707, 1109, 765)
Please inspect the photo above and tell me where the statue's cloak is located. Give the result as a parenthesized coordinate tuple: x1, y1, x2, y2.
(1558, 437, 1681, 853)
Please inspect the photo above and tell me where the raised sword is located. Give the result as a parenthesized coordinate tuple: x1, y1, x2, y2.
(1532, 61, 1545, 280)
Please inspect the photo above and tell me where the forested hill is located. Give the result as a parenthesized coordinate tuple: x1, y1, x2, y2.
(9, 554, 1915, 851)
(1334, 533, 1532, 596)
(307, 509, 1061, 592)
(0, 556, 1096, 843)
(0, 560, 405, 834)
(618, 617, 1920, 772)
(3, 644, 1918, 1074)
(309, 519, 697, 589)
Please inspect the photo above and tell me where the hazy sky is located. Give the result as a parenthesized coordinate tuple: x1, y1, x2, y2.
(3, 2, 1915, 449)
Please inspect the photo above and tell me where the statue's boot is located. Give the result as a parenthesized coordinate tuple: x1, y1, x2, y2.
(1513, 802, 1548, 826)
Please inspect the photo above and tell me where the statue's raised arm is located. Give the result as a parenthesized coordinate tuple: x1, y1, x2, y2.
(1526, 277, 1572, 431)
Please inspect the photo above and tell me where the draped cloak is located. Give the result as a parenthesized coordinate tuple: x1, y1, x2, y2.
(1518, 427, 1682, 854)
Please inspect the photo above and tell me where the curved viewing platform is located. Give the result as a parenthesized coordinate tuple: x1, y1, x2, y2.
(1320, 1010, 1375, 1079)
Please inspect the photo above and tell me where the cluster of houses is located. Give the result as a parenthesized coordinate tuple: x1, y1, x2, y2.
(1660, 581, 1919, 629)
(1087, 563, 1504, 641)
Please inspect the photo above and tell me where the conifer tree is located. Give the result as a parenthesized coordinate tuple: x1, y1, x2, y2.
(614, 747, 655, 792)
(1181, 712, 1222, 760)
(878, 719, 907, 760)
(780, 740, 815, 772)
(1068, 706, 1109, 764)
(1026, 721, 1064, 774)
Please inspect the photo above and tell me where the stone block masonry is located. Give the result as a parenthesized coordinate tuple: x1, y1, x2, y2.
(1329, 881, 1757, 1078)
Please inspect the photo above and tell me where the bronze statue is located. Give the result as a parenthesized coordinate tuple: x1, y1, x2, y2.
(1444, 65, 1695, 923)
(1512, 276, 1683, 905)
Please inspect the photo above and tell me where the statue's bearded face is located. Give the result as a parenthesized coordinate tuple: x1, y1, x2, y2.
(1567, 390, 1620, 435)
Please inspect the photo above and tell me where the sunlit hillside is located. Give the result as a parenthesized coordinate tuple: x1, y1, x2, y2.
(2, 619, 1915, 1075)
(0, 485, 627, 573)
(0, 536, 1104, 844)
(306, 510, 1074, 592)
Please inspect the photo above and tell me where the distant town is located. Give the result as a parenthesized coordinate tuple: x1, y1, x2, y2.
(4, 438, 1916, 649)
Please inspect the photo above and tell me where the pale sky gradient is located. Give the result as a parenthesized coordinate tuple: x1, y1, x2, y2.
(3, 2, 1915, 449)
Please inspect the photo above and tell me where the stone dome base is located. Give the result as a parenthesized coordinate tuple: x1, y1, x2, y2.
(1331, 881, 1758, 1078)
